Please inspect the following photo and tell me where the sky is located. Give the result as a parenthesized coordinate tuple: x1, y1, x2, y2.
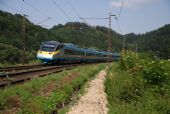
(0, 0, 170, 34)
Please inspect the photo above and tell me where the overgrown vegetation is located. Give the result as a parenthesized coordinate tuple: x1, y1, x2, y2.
(105, 51, 170, 114)
(0, 64, 105, 114)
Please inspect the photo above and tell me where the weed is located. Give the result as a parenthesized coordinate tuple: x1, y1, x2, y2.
(105, 51, 170, 114)
(0, 63, 106, 114)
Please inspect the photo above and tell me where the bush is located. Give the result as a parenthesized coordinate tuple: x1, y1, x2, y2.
(105, 62, 170, 114)
(119, 51, 139, 71)
(0, 43, 21, 64)
(0, 43, 37, 64)
(142, 61, 168, 87)
(154, 99, 170, 114)
(119, 51, 169, 90)
(119, 76, 144, 103)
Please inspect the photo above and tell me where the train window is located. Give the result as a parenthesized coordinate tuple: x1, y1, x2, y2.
(41, 44, 56, 52)
(55, 45, 63, 51)
(76, 51, 85, 56)
(96, 53, 102, 57)
(64, 49, 72, 55)
(64, 49, 85, 56)
(87, 52, 94, 56)
(96, 53, 99, 57)
(103, 54, 107, 57)
(86, 52, 90, 56)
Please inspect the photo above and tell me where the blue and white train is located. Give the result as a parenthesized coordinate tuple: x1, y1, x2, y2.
(37, 41, 120, 64)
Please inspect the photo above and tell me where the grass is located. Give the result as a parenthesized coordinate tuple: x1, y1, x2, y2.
(0, 60, 41, 67)
(57, 64, 104, 114)
(0, 70, 68, 114)
(105, 63, 170, 114)
(0, 63, 106, 114)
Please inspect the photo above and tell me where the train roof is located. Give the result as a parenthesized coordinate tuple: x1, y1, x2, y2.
(64, 43, 110, 54)
(43, 41, 118, 55)
(43, 41, 60, 45)
(112, 53, 121, 56)
(64, 43, 74, 46)
(64, 43, 86, 52)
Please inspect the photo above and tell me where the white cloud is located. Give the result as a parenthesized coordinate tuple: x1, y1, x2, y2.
(110, 0, 155, 8)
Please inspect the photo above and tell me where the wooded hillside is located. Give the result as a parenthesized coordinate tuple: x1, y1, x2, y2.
(0, 10, 170, 64)
(125, 24, 170, 59)
(0, 10, 123, 64)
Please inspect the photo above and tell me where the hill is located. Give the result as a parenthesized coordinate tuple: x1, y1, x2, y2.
(0, 10, 170, 64)
(125, 24, 170, 59)
(0, 10, 123, 64)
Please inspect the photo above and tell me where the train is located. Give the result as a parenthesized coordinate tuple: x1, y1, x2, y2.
(37, 41, 120, 64)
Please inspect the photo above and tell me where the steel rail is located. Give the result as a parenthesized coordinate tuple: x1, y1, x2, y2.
(0, 64, 78, 88)
(0, 64, 47, 72)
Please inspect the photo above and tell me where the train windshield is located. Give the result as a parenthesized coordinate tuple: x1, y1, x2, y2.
(41, 43, 56, 52)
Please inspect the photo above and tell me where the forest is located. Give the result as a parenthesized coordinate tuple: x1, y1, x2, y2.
(125, 24, 170, 59)
(0, 10, 170, 64)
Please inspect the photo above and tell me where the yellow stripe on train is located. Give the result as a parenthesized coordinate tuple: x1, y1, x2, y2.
(38, 50, 60, 55)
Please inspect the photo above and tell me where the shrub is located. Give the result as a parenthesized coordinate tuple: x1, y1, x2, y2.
(119, 50, 139, 71)
(154, 99, 170, 114)
(142, 61, 168, 87)
(106, 62, 170, 114)
(0, 43, 21, 64)
(119, 76, 144, 103)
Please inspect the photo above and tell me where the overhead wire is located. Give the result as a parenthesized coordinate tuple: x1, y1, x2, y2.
(24, 1, 49, 18)
(37, 17, 51, 25)
(67, 1, 111, 40)
(52, 0, 72, 21)
(66, 0, 80, 18)
(80, 17, 109, 19)
(0, 1, 23, 15)
(64, 0, 110, 51)
(114, 17, 126, 50)
(23, 0, 59, 25)
(66, 0, 89, 25)
(115, 17, 122, 33)
(117, 0, 125, 21)
(51, 0, 124, 51)
(0, 1, 39, 23)
(66, 0, 109, 31)
(113, 0, 126, 50)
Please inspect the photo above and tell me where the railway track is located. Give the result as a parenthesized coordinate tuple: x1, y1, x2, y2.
(0, 64, 47, 72)
(0, 64, 78, 88)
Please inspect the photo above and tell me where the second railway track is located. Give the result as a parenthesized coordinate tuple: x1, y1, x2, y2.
(0, 64, 78, 88)
(0, 64, 47, 72)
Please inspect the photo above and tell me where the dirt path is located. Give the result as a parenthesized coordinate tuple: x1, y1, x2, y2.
(67, 70, 108, 114)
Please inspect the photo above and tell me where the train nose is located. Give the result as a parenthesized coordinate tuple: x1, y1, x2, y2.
(37, 51, 53, 60)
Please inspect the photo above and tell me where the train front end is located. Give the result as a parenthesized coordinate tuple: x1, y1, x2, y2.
(37, 41, 61, 63)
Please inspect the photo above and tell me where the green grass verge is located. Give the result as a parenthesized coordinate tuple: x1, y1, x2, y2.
(57, 64, 100, 114)
(0, 60, 41, 67)
(105, 63, 170, 114)
(0, 63, 106, 114)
